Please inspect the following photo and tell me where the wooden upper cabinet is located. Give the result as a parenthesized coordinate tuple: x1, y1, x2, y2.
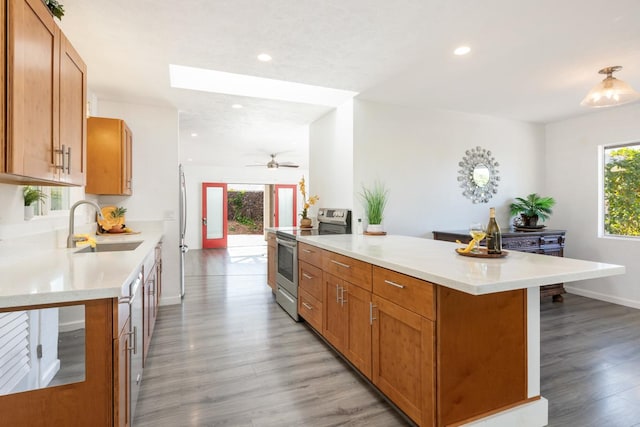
(2, 0, 86, 185)
(86, 117, 133, 195)
(58, 32, 87, 185)
(6, 0, 59, 181)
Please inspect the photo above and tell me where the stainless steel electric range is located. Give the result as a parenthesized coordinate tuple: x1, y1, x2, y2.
(275, 208, 351, 320)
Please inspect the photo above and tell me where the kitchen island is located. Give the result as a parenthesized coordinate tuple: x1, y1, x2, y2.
(295, 234, 624, 427)
(0, 228, 163, 426)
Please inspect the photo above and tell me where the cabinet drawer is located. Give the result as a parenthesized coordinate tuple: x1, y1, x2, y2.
(502, 236, 540, 251)
(540, 234, 564, 248)
(298, 242, 323, 267)
(299, 289, 322, 331)
(299, 261, 323, 301)
(372, 266, 435, 320)
(323, 251, 372, 291)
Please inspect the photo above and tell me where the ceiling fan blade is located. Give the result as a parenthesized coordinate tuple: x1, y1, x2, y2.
(278, 164, 299, 168)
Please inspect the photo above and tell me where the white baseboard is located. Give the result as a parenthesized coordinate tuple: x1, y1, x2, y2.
(565, 286, 640, 310)
(59, 320, 85, 333)
(464, 397, 548, 426)
(160, 295, 182, 306)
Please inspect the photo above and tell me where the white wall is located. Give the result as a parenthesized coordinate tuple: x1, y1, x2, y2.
(97, 100, 181, 306)
(308, 99, 355, 211)
(350, 99, 546, 237)
(182, 163, 307, 249)
(545, 103, 640, 308)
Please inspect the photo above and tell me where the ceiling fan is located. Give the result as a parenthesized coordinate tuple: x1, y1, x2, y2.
(246, 153, 299, 169)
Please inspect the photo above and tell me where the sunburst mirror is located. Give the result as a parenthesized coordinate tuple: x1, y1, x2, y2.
(457, 146, 500, 204)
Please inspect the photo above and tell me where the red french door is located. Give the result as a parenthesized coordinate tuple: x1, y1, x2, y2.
(274, 184, 297, 227)
(202, 183, 228, 248)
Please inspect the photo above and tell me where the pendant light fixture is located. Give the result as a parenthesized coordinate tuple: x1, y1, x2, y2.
(581, 66, 640, 108)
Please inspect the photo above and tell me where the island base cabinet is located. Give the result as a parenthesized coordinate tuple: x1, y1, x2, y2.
(371, 295, 435, 426)
(437, 287, 527, 426)
(344, 283, 372, 379)
(323, 273, 372, 379)
(0, 299, 114, 426)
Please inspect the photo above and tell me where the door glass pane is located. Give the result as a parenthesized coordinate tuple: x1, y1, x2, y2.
(278, 188, 294, 227)
(206, 186, 224, 239)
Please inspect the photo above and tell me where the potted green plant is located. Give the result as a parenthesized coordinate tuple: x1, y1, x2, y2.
(23, 186, 47, 220)
(43, 0, 64, 20)
(509, 193, 555, 227)
(360, 181, 389, 233)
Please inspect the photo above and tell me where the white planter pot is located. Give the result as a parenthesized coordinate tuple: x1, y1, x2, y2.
(367, 223, 384, 233)
(24, 205, 34, 221)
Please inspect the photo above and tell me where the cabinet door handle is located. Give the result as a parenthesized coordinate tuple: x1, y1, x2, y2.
(370, 302, 377, 325)
(336, 284, 340, 303)
(384, 279, 405, 289)
(302, 273, 313, 280)
(302, 302, 313, 310)
(341, 287, 347, 306)
(331, 260, 351, 269)
(55, 145, 65, 170)
(126, 326, 138, 355)
(66, 146, 72, 174)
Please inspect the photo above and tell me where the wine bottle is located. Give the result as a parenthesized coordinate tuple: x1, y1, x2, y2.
(486, 207, 502, 254)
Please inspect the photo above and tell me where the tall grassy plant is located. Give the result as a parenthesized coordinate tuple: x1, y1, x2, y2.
(360, 182, 389, 225)
(23, 186, 47, 207)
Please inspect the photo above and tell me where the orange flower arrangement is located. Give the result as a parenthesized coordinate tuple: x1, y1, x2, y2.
(299, 176, 319, 219)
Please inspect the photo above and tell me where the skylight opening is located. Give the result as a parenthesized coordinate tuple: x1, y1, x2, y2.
(169, 64, 358, 107)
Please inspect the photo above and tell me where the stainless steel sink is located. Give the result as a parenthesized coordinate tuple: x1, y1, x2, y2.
(75, 241, 143, 253)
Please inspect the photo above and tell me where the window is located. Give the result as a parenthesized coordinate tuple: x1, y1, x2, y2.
(602, 142, 640, 237)
(33, 187, 70, 216)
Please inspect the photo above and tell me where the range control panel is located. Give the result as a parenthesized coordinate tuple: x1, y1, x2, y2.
(317, 208, 351, 225)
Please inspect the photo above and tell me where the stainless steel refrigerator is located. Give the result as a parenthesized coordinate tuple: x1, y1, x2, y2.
(179, 164, 188, 298)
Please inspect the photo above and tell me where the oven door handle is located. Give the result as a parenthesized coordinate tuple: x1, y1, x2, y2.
(276, 238, 297, 248)
(278, 287, 296, 304)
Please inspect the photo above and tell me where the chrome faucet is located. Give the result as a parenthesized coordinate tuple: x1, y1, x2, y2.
(67, 200, 105, 248)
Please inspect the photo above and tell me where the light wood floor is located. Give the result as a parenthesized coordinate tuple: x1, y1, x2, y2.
(135, 245, 640, 426)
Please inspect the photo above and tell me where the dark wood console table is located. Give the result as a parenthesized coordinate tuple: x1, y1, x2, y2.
(433, 229, 567, 302)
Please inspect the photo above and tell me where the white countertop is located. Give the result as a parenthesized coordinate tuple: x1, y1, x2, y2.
(0, 231, 162, 309)
(297, 234, 625, 295)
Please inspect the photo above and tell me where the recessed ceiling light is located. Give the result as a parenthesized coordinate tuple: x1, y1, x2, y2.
(257, 53, 272, 62)
(169, 64, 358, 107)
(231, 104, 243, 109)
(191, 132, 198, 137)
(454, 46, 471, 56)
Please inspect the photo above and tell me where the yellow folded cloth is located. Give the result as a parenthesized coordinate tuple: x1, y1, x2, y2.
(74, 234, 96, 248)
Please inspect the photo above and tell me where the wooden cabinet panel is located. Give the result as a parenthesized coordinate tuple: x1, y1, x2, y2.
(372, 295, 434, 426)
(298, 288, 322, 331)
(298, 242, 323, 267)
(299, 260, 322, 301)
(86, 117, 133, 195)
(143, 265, 157, 364)
(0, 0, 86, 186)
(6, 0, 59, 181)
(267, 233, 276, 290)
(0, 299, 114, 426)
(322, 272, 348, 351)
(58, 32, 86, 185)
(372, 266, 435, 320)
(344, 283, 372, 379)
(115, 315, 131, 427)
(322, 250, 372, 291)
(436, 287, 527, 426)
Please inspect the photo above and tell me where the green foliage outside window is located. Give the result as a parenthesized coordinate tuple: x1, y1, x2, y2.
(604, 145, 640, 236)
